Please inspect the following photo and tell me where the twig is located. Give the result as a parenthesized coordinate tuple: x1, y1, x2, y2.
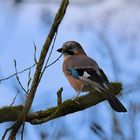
(33, 42, 38, 64)
(10, 91, 19, 107)
(45, 31, 58, 67)
(14, 60, 28, 94)
(27, 68, 32, 93)
(0, 63, 36, 82)
(0, 53, 62, 84)
(21, 123, 25, 140)
(40, 31, 58, 80)
(57, 87, 63, 106)
(2, 91, 19, 120)
(1, 126, 13, 140)
(45, 53, 63, 68)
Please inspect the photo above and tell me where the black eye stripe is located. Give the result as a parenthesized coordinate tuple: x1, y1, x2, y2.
(68, 46, 74, 50)
(67, 50, 74, 55)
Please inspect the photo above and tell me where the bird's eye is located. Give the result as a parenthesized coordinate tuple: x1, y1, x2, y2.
(69, 46, 74, 50)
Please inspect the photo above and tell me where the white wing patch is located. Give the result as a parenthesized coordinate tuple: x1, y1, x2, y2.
(103, 82, 109, 89)
(83, 71, 90, 78)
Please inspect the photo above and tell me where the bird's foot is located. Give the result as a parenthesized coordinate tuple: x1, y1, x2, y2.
(70, 93, 80, 100)
(70, 94, 80, 105)
(75, 100, 80, 105)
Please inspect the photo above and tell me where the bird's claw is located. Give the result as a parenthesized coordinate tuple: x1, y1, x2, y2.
(70, 94, 80, 105)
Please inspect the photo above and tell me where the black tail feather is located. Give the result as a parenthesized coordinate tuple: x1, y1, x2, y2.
(100, 91, 127, 112)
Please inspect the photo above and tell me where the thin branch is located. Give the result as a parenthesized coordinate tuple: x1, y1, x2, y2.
(14, 60, 28, 94)
(33, 42, 38, 64)
(39, 31, 58, 80)
(1, 91, 19, 121)
(0, 63, 36, 82)
(0, 53, 62, 84)
(57, 87, 63, 106)
(0, 55, 62, 87)
(45, 53, 63, 68)
(45, 31, 58, 67)
(27, 68, 32, 93)
(21, 123, 25, 140)
(1, 126, 13, 140)
(10, 91, 19, 107)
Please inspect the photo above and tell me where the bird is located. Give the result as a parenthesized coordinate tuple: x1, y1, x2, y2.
(57, 41, 127, 112)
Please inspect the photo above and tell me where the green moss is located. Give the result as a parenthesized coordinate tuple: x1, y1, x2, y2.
(111, 82, 122, 94)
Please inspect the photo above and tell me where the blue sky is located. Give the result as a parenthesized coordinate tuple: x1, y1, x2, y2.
(0, 0, 140, 140)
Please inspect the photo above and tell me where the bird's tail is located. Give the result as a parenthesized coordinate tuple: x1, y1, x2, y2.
(100, 91, 127, 112)
(79, 77, 127, 112)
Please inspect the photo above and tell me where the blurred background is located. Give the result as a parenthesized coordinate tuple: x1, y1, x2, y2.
(0, 0, 140, 139)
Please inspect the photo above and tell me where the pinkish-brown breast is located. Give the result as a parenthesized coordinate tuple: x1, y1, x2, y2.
(64, 74, 84, 93)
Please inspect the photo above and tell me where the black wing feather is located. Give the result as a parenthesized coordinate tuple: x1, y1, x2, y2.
(76, 69, 84, 76)
(76, 68, 109, 85)
(98, 68, 109, 83)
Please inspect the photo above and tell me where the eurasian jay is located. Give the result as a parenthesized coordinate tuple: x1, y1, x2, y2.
(57, 41, 127, 112)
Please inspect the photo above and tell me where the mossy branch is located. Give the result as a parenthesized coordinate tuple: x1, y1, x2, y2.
(0, 83, 122, 125)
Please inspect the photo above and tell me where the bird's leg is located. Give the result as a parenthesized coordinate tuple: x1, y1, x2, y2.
(70, 92, 81, 105)
(70, 92, 81, 100)
(75, 92, 81, 98)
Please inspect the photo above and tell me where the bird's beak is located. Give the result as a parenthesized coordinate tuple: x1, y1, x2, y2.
(57, 48, 64, 53)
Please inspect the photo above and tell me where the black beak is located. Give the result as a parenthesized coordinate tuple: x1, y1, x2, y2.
(57, 48, 64, 53)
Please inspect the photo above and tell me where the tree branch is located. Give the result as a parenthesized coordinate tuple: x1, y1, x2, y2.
(8, 0, 69, 139)
(0, 83, 122, 125)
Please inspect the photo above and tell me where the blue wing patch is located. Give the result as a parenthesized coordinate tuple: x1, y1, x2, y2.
(67, 68, 80, 79)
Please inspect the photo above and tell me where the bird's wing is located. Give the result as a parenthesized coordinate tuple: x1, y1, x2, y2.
(67, 67, 110, 90)
(77, 68, 109, 85)
(64, 55, 110, 87)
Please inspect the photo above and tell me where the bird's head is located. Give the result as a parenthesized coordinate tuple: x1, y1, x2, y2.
(57, 41, 86, 59)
